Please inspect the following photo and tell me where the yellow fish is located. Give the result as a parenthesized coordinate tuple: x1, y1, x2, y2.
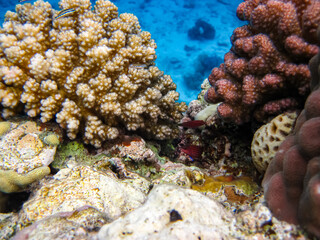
(55, 8, 76, 20)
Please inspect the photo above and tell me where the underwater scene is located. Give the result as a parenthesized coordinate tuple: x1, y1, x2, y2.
(0, 0, 319, 239)
(0, 0, 243, 103)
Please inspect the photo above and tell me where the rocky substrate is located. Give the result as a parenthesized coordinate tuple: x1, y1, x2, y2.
(0, 119, 310, 240)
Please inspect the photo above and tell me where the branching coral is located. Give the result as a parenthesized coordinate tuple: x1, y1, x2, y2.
(205, 0, 319, 124)
(262, 27, 320, 237)
(0, 0, 187, 147)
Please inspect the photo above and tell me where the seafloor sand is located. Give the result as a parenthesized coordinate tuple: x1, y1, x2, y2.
(0, 0, 243, 103)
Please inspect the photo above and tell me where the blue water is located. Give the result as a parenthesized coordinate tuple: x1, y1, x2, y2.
(0, 0, 244, 103)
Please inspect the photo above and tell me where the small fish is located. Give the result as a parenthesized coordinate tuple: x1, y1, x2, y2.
(18, 0, 30, 2)
(180, 120, 206, 128)
(131, 64, 147, 69)
(180, 145, 203, 159)
(55, 8, 76, 20)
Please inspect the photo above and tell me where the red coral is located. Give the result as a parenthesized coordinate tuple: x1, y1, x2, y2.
(205, 0, 320, 124)
(262, 28, 320, 237)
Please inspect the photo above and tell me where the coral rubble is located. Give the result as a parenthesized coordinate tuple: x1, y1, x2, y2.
(205, 0, 320, 124)
(0, 0, 187, 148)
(263, 27, 320, 237)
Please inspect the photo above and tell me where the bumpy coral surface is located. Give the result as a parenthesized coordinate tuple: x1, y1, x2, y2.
(0, 0, 187, 147)
(205, 0, 319, 124)
(262, 27, 320, 237)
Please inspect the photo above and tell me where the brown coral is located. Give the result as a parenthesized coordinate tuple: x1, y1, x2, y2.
(0, 0, 187, 147)
(262, 26, 320, 238)
(205, 0, 319, 124)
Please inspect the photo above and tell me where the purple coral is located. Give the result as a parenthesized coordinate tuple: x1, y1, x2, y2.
(262, 27, 320, 237)
(205, 0, 319, 124)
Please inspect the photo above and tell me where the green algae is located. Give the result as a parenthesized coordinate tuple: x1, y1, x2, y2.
(146, 142, 169, 165)
(122, 157, 162, 180)
(52, 141, 104, 169)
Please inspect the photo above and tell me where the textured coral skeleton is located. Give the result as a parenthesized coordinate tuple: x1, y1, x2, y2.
(0, 0, 187, 147)
(205, 0, 320, 124)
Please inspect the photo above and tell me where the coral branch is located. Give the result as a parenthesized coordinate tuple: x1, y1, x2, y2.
(0, 0, 187, 147)
(205, 0, 320, 124)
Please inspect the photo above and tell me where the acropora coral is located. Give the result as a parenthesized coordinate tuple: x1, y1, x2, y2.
(262, 27, 320, 237)
(205, 0, 320, 124)
(0, 0, 187, 147)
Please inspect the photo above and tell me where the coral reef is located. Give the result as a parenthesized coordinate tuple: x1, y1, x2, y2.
(0, 120, 61, 193)
(0, 133, 310, 239)
(251, 111, 298, 173)
(0, 0, 187, 148)
(177, 94, 257, 180)
(43, 133, 60, 146)
(205, 0, 320, 124)
(14, 206, 106, 240)
(262, 27, 320, 237)
(190, 174, 260, 207)
(98, 184, 237, 239)
(104, 135, 157, 164)
(0, 167, 50, 193)
(16, 165, 148, 230)
(97, 184, 305, 239)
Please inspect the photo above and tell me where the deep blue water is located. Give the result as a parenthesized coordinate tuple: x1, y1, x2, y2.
(0, 0, 244, 103)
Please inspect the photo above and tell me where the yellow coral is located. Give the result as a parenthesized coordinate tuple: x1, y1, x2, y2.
(0, 121, 11, 136)
(0, 166, 50, 193)
(43, 133, 60, 146)
(0, 0, 187, 147)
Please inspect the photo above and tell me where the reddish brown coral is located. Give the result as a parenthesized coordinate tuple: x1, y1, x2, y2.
(205, 0, 319, 124)
(262, 27, 320, 237)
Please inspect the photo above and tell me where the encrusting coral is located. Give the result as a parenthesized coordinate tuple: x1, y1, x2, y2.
(205, 0, 320, 124)
(262, 26, 320, 238)
(0, 0, 187, 147)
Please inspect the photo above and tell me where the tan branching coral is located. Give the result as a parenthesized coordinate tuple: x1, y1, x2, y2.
(0, 0, 187, 147)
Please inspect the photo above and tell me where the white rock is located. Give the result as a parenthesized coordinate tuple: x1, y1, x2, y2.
(17, 166, 148, 229)
(194, 103, 219, 122)
(98, 184, 237, 240)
